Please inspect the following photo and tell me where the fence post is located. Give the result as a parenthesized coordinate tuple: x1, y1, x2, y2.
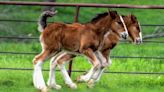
(68, 6, 80, 77)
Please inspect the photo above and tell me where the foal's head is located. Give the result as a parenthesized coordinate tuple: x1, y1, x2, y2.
(123, 15, 142, 44)
(91, 11, 128, 39)
(108, 11, 129, 39)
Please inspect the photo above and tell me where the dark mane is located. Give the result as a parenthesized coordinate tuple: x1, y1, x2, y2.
(91, 12, 109, 23)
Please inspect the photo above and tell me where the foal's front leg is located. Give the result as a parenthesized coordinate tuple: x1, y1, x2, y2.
(89, 51, 112, 85)
(89, 58, 112, 82)
(77, 48, 101, 83)
(82, 51, 107, 87)
(80, 51, 111, 87)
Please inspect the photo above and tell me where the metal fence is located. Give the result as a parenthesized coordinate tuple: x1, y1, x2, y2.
(0, 1, 163, 75)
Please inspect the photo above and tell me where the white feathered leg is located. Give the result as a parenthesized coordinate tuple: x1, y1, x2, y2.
(58, 64, 77, 89)
(92, 58, 112, 82)
(33, 61, 48, 91)
(47, 56, 61, 90)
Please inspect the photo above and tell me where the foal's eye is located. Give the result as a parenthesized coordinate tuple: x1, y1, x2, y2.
(118, 21, 122, 24)
(136, 26, 140, 30)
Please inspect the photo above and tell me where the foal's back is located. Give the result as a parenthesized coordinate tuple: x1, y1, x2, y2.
(41, 22, 100, 52)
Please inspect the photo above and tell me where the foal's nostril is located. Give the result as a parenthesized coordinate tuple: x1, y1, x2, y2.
(121, 33, 128, 39)
(135, 38, 142, 44)
(125, 34, 128, 38)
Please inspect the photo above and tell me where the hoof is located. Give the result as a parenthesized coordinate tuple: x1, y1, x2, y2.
(68, 83, 77, 89)
(76, 76, 85, 83)
(87, 79, 95, 88)
(48, 84, 62, 90)
(76, 76, 82, 82)
(102, 62, 109, 68)
(41, 87, 49, 92)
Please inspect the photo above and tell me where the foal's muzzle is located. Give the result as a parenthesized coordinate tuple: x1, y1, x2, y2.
(134, 38, 142, 44)
(121, 32, 128, 39)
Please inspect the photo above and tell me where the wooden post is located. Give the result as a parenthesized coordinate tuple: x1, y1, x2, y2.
(68, 6, 80, 76)
(43, 0, 56, 11)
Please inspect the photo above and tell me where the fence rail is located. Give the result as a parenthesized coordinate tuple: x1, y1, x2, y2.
(1, 19, 164, 27)
(1, 36, 164, 43)
(0, 67, 163, 75)
(0, 51, 163, 60)
(0, 1, 164, 9)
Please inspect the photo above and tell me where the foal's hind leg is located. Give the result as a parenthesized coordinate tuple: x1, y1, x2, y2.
(57, 53, 77, 89)
(47, 55, 62, 90)
(33, 50, 51, 92)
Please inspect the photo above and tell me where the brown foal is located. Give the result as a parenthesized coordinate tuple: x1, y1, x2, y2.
(33, 10, 128, 91)
(47, 14, 142, 89)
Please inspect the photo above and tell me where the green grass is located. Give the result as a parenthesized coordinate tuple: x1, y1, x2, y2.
(0, 41, 163, 92)
(0, 0, 164, 92)
(0, 71, 163, 92)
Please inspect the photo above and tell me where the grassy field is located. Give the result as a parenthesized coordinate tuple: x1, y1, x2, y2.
(0, 0, 164, 92)
(0, 42, 163, 92)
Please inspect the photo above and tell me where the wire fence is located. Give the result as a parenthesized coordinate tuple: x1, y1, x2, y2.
(0, 67, 163, 75)
(0, 1, 164, 9)
(0, 1, 163, 75)
(0, 51, 164, 60)
(0, 36, 164, 43)
(0, 19, 164, 27)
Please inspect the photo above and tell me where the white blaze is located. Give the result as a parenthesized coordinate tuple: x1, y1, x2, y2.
(138, 22, 143, 42)
(119, 15, 128, 36)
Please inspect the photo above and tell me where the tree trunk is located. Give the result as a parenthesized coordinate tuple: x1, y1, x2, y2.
(43, 0, 56, 11)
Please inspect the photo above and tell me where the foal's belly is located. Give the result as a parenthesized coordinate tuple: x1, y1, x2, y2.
(61, 36, 80, 52)
(62, 42, 80, 52)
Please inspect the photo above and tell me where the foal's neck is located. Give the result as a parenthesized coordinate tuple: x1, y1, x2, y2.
(109, 31, 120, 44)
(90, 16, 112, 37)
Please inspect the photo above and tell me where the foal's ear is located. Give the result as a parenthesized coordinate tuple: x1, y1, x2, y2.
(110, 11, 118, 19)
(130, 14, 137, 23)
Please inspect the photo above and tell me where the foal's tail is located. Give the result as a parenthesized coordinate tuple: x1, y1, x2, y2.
(38, 10, 58, 32)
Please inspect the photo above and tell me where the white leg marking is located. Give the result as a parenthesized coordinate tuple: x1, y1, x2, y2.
(47, 51, 70, 89)
(79, 67, 95, 82)
(51, 52, 77, 89)
(91, 68, 101, 80)
(78, 52, 101, 82)
(47, 56, 61, 90)
(90, 51, 107, 82)
(95, 51, 107, 67)
(94, 68, 105, 82)
(94, 58, 112, 82)
(58, 64, 77, 89)
(33, 61, 47, 90)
